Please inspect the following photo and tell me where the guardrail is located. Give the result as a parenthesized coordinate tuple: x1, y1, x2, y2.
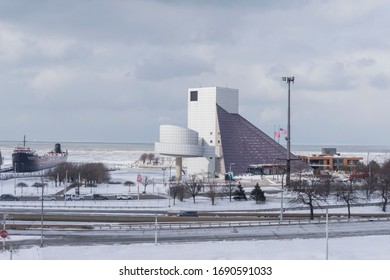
(0, 201, 167, 210)
(93, 216, 390, 231)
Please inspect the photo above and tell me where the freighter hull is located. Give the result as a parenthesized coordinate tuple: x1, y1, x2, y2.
(12, 143, 68, 173)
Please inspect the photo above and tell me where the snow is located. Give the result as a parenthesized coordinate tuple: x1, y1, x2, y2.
(1, 234, 390, 260)
(1, 144, 390, 279)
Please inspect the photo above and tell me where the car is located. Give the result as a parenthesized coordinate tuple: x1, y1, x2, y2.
(93, 194, 108, 200)
(65, 194, 84, 201)
(116, 194, 133, 200)
(40, 195, 56, 201)
(177, 211, 199, 217)
(233, 196, 247, 201)
(0, 194, 19, 201)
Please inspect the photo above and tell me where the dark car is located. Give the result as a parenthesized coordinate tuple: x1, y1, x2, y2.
(177, 211, 199, 217)
(0, 194, 19, 201)
(92, 194, 109, 200)
(233, 196, 247, 201)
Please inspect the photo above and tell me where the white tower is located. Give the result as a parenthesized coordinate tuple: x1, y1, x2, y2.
(186, 87, 238, 176)
(156, 86, 301, 179)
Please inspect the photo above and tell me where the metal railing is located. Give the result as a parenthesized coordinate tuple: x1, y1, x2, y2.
(93, 216, 390, 231)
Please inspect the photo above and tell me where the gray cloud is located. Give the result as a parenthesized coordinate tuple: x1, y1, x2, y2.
(1, 0, 390, 145)
(370, 73, 390, 89)
(134, 53, 214, 81)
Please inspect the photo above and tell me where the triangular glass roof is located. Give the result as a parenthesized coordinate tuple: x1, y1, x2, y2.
(217, 105, 307, 174)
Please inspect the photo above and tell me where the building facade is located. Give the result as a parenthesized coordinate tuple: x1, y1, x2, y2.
(298, 148, 363, 171)
(155, 86, 304, 179)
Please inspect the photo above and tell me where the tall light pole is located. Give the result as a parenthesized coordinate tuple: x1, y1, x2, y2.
(162, 167, 167, 206)
(168, 165, 172, 207)
(13, 163, 16, 196)
(229, 163, 235, 174)
(282, 76, 294, 188)
(40, 176, 45, 248)
(64, 170, 68, 205)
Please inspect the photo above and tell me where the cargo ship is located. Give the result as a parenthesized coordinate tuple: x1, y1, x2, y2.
(12, 138, 68, 173)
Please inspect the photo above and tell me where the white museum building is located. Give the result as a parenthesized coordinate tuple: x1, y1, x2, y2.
(155, 86, 301, 180)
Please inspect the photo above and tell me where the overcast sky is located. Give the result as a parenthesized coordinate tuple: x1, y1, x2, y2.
(1, 0, 389, 145)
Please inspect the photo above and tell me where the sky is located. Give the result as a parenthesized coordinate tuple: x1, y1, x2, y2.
(1, 0, 390, 145)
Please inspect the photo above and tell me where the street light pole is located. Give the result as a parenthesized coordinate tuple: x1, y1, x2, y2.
(162, 167, 167, 206)
(40, 176, 44, 248)
(282, 76, 294, 188)
(229, 163, 235, 202)
(229, 163, 235, 174)
(168, 165, 172, 207)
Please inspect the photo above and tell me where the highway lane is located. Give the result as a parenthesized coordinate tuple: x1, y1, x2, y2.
(4, 219, 390, 248)
(2, 201, 390, 248)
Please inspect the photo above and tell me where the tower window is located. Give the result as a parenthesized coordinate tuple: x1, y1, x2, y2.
(190, 91, 198, 101)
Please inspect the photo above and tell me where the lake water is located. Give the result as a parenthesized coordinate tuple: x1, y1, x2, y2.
(1, 141, 390, 167)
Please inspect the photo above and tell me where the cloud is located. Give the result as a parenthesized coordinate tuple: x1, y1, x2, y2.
(134, 52, 214, 81)
(355, 57, 376, 68)
(370, 74, 390, 89)
(0, 22, 78, 62)
(259, 107, 283, 123)
(1, 0, 390, 144)
(30, 66, 76, 95)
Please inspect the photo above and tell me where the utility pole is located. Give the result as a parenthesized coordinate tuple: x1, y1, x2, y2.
(40, 176, 44, 248)
(168, 165, 172, 207)
(229, 163, 235, 202)
(162, 167, 166, 205)
(282, 76, 294, 188)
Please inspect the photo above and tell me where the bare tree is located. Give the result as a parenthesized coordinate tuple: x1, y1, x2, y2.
(123, 181, 135, 192)
(170, 182, 186, 204)
(141, 176, 153, 193)
(46, 162, 110, 189)
(288, 174, 330, 220)
(205, 177, 219, 205)
(32, 181, 47, 194)
(17, 182, 28, 196)
(377, 160, 390, 212)
(334, 180, 359, 219)
(223, 178, 236, 202)
(123, 181, 135, 187)
(147, 153, 155, 165)
(364, 160, 381, 200)
(183, 174, 203, 203)
(140, 153, 148, 164)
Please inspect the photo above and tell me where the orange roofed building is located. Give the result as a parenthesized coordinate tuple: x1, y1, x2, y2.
(298, 148, 363, 171)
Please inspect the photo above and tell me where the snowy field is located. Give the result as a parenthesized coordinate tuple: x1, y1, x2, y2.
(1, 143, 390, 279)
(1, 234, 390, 260)
(1, 236, 390, 280)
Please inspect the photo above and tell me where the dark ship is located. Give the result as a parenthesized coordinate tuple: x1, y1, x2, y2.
(12, 139, 68, 173)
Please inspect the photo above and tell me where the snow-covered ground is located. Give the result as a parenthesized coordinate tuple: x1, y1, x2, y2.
(1, 235, 390, 280)
(1, 144, 390, 279)
(1, 233, 390, 260)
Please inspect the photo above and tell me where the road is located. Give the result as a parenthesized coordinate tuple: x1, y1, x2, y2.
(3, 209, 390, 248)
(6, 220, 390, 247)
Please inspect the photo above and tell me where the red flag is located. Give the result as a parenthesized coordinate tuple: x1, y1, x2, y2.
(274, 132, 280, 138)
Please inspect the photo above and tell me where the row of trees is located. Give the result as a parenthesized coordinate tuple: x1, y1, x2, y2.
(288, 159, 390, 219)
(45, 162, 110, 187)
(167, 174, 266, 206)
(139, 153, 159, 165)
